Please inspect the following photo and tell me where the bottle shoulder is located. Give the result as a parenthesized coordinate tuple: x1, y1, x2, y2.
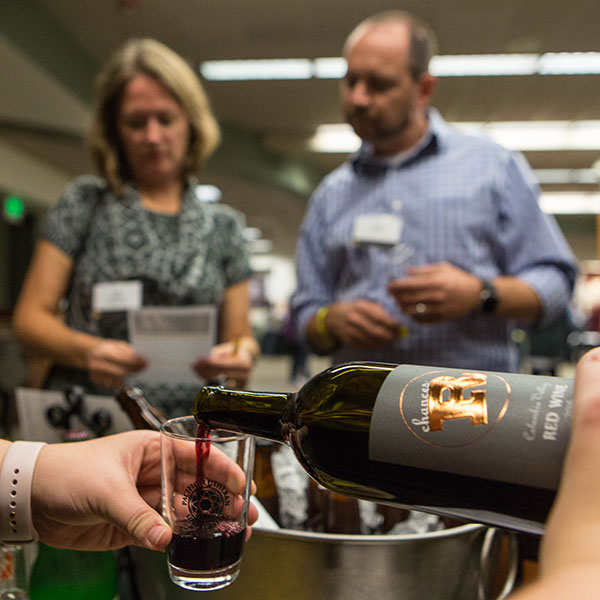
(294, 362, 394, 427)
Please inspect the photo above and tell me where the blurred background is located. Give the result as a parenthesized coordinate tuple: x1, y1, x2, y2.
(2, 0, 600, 393)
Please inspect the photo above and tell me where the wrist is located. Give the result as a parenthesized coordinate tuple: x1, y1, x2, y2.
(0, 441, 47, 543)
(234, 336, 261, 363)
(476, 279, 499, 314)
(313, 306, 339, 352)
(75, 331, 102, 370)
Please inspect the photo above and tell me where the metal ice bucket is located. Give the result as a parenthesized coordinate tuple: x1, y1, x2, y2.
(130, 522, 517, 599)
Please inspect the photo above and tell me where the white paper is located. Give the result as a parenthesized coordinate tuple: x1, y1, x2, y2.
(92, 280, 143, 313)
(128, 305, 217, 384)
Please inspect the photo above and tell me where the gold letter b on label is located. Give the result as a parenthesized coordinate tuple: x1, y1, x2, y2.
(428, 373, 489, 431)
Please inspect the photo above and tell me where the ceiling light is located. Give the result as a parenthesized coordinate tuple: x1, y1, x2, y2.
(242, 226, 263, 241)
(309, 121, 600, 153)
(539, 192, 600, 214)
(247, 239, 274, 254)
(538, 52, 600, 75)
(454, 121, 600, 151)
(200, 52, 600, 81)
(194, 184, 222, 202)
(430, 54, 538, 77)
(533, 169, 600, 185)
(200, 59, 312, 81)
(313, 57, 347, 78)
(308, 124, 361, 153)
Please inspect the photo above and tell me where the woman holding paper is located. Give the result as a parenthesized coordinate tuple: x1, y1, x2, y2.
(12, 38, 259, 416)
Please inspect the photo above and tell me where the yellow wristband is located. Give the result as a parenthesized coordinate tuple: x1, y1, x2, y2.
(314, 306, 337, 349)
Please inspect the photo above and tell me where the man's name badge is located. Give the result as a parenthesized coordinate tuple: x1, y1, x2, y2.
(353, 213, 403, 246)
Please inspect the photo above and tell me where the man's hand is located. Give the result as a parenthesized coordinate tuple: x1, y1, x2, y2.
(387, 262, 481, 323)
(324, 300, 402, 348)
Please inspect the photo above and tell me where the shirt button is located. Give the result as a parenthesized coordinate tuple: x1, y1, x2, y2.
(392, 199, 402, 210)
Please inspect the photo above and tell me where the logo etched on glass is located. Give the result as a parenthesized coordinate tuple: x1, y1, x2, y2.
(182, 480, 231, 530)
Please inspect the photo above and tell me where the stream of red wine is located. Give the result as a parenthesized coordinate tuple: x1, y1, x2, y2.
(195, 425, 211, 486)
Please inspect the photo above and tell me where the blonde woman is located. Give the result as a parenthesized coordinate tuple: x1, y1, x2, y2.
(13, 39, 259, 416)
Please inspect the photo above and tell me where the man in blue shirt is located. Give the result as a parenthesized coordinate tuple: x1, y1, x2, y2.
(291, 10, 577, 372)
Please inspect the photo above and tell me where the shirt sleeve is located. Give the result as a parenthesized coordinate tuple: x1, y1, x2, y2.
(217, 206, 253, 287)
(494, 153, 578, 325)
(40, 177, 101, 259)
(290, 186, 337, 340)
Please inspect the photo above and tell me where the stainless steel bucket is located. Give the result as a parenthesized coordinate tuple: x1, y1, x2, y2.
(130, 523, 517, 599)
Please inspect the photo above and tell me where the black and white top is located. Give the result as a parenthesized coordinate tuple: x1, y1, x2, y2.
(41, 175, 252, 416)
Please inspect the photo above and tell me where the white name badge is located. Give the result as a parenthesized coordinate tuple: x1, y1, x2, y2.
(353, 214, 403, 246)
(92, 280, 143, 313)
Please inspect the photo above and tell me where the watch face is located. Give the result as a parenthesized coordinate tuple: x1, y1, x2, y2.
(479, 280, 498, 313)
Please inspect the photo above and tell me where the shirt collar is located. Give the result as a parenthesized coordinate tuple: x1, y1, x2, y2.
(351, 107, 444, 176)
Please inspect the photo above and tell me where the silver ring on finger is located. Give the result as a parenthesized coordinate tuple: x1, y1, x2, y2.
(415, 302, 427, 314)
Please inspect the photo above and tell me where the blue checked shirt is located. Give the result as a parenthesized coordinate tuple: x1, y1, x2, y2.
(291, 109, 577, 372)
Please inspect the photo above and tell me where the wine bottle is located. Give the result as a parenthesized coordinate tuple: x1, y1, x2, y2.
(116, 386, 167, 431)
(253, 440, 281, 524)
(194, 362, 573, 535)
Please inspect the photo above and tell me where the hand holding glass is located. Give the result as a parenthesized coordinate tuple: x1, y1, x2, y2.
(161, 417, 255, 591)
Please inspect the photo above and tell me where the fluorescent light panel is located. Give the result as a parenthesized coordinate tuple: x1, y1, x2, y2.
(454, 120, 600, 151)
(430, 54, 539, 76)
(200, 59, 313, 80)
(539, 192, 600, 214)
(309, 121, 600, 152)
(534, 169, 600, 185)
(200, 52, 600, 80)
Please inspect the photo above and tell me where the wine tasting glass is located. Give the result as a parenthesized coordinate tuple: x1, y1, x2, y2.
(161, 417, 255, 591)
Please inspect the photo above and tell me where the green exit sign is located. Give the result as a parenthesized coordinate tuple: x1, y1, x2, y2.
(4, 196, 24, 223)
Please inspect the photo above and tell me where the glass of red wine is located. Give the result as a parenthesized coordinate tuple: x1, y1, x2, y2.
(161, 416, 255, 591)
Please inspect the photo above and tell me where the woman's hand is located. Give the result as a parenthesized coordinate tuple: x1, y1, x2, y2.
(87, 339, 147, 389)
(193, 337, 259, 388)
(30, 430, 258, 551)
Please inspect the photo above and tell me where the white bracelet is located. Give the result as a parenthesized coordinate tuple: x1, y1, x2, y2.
(0, 441, 47, 543)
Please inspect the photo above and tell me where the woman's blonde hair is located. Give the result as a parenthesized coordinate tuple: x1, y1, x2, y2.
(87, 38, 220, 192)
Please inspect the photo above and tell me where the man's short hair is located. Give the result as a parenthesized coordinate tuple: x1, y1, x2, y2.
(344, 11, 438, 80)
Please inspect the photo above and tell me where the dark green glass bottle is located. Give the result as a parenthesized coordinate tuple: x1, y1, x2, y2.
(194, 361, 573, 535)
(29, 543, 117, 600)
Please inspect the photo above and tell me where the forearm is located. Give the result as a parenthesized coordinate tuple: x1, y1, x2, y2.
(493, 277, 542, 323)
(219, 280, 260, 361)
(13, 307, 98, 370)
(12, 239, 100, 370)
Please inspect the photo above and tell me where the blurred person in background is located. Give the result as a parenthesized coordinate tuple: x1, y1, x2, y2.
(291, 10, 577, 374)
(12, 38, 259, 417)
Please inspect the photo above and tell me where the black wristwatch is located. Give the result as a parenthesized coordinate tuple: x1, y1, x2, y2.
(478, 279, 499, 314)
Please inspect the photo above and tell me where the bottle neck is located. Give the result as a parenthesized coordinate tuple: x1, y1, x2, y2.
(194, 386, 293, 443)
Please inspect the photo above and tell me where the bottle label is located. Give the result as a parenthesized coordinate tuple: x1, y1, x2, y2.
(369, 365, 573, 490)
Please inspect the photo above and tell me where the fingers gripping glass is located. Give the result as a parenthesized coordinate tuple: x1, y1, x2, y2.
(161, 417, 255, 591)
